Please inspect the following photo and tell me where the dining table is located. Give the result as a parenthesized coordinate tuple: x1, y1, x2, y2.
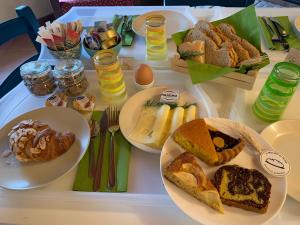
(0, 5, 300, 225)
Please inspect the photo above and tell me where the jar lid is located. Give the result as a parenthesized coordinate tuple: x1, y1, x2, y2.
(53, 59, 84, 79)
(20, 61, 51, 78)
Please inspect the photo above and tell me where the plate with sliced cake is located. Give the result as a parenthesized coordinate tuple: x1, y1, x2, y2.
(160, 118, 287, 225)
(119, 86, 217, 153)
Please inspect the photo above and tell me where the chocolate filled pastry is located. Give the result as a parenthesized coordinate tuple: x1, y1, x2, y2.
(8, 119, 75, 162)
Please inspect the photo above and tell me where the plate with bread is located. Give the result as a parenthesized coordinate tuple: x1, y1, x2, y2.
(132, 10, 193, 39)
(160, 118, 287, 225)
(119, 86, 216, 153)
(0, 107, 90, 190)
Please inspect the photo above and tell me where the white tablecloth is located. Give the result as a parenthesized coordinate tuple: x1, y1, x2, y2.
(1, 6, 300, 225)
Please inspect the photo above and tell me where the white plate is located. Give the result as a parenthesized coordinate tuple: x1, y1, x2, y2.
(261, 120, 300, 202)
(119, 86, 216, 154)
(160, 118, 287, 225)
(132, 10, 193, 39)
(0, 107, 90, 190)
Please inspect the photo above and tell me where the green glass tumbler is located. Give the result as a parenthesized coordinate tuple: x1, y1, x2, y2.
(253, 62, 300, 122)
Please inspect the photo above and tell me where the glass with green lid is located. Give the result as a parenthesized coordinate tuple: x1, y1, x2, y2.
(253, 62, 300, 122)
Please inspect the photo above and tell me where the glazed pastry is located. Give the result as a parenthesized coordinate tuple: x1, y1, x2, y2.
(214, 165, 271, 213)
(164, 152, 224, 213)
(173, 119, 244, 165)
(8, 119, 75, 162)
(207, 125, 245, 165)
(45, 93, 68, 107)
(72, 94, 95, 112)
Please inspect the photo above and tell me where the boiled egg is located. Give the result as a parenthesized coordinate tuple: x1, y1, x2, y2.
(135, 64, 154, 85)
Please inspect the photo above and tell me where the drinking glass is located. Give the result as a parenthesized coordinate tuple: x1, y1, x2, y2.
(145, 15, 167, 61)
(253, 62, 300, 121)
(93, 49, 127, 103)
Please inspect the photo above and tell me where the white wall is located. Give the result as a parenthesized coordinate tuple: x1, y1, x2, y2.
(0, 0, 53, 21)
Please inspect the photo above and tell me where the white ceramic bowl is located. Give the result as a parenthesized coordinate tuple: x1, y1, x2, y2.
(294, 16, 300, 37)
(134, 79, 154, 91)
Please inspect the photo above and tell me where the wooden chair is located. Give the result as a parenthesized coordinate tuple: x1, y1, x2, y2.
(165, 0, 255, 7)
(0, 5, 40, 99)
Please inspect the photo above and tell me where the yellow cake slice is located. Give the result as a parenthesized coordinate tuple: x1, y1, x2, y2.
(173, 119, 244, 165)
(164, 152, 224, 213)
(173, 119, 219, 165)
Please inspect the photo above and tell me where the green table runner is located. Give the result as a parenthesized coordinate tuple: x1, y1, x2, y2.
(73, 111, 131, 192)
(258, 16, 300, 50)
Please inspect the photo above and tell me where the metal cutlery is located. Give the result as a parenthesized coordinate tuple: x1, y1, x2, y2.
(93, 110, 108, 191)
(262, 16, 279, 42)
(269, 17, 290, 51)
(88, 119, 99, 178)
(107, 105, 120, 188)
(270, 17, 289, 38)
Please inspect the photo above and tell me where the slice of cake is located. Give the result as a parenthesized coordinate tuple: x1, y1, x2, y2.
(214, 165, 271, 213)
(173, 119, 219, 165)
(173, 119, 244, 165)
(164, 152, 224, 213)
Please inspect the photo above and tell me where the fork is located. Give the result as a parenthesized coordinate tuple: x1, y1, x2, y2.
(107, 105, 120, 188)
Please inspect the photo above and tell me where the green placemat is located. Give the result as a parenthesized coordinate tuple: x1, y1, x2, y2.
(73, 111, 131, 192)
(258, 16, 300, 50)
(113, 15, 138, 46)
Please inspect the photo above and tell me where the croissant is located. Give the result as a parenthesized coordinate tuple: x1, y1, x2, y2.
(8, 119, 75, 162)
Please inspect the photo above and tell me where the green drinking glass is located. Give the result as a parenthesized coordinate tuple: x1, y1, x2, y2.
(253, 62, 300, 122)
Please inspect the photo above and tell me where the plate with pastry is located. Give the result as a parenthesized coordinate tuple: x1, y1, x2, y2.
(132, 10, 193, 39)
(0, 107, 90, 190)
(160, 118, 287, 225)
(119, 86, 217, 153)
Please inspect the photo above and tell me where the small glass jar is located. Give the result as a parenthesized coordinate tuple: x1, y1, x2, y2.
(53, 59, 88, 96)
(20, 61, 56, 96)
(253, 62, 300, 121)
(145, 15, 167, 61)
(93, 50, 127, 103)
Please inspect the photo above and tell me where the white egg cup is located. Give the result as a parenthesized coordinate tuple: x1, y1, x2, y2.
(134, 79, 155, 91)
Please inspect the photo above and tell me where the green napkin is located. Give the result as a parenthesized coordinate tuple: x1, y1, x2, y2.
(172, 5, 268, 84)
(73, 111, 131, 192)
(113, 15, 137, 46)
(258, 16, 300, 50)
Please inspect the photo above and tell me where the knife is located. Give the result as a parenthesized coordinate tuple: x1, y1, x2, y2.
(269, 18, 290, 51)
(270, 17, 289, 38)
(262, 17, 279, 42)
(93, 110, 108, 191)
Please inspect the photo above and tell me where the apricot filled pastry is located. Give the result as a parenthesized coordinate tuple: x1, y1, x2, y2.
(164, 152, 224, 213)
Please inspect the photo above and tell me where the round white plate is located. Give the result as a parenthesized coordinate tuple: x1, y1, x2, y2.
(119, 86, 216, 154)
(160, 118, 287, 225)
(261, 120, 300, 202)
(0, 107, 90, 190)
(132, 10, 193, 39)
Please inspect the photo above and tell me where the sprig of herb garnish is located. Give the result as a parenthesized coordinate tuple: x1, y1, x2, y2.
(144, 99, 196, 109)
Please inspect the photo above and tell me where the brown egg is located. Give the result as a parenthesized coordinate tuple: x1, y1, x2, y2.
(135, 64, 154, 85)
